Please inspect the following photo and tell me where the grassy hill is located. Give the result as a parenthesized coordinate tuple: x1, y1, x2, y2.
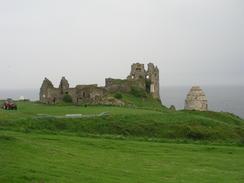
(0, 100, 243, 143)
(0, 99, 244, 182)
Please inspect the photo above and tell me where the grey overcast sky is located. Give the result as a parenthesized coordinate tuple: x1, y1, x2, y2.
(0, 0, 243, 89)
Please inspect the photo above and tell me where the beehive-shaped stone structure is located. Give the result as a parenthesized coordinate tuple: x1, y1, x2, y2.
(184, 86, 208, 111)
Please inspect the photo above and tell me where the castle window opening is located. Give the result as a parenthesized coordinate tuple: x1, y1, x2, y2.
(150, 84, 155, 93)
(145, 79, 151, 93)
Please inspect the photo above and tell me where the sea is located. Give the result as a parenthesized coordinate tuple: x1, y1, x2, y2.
(161, 86, 244, 119)
(0, 86, 243, 118)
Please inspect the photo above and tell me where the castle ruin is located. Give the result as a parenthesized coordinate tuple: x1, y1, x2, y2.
(40, 63, 160, 105)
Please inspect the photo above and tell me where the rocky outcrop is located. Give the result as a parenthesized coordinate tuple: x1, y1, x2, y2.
(184, 86, 208, 111)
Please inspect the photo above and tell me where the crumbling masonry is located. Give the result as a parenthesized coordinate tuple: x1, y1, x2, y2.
(184, 86, 208, 111)
(40, 63, 160, 105)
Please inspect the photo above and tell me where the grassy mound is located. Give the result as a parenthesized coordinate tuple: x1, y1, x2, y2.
(0, 101, 244, 182)
(0, 101, 243, 143)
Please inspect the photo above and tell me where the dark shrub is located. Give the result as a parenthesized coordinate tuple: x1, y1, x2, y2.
(239, 137, 244, 144)
(63, 94, 73, 103)
(114, 93, 123, 99)
(184, 126, 210, 140)
(130, 87, 147, 98)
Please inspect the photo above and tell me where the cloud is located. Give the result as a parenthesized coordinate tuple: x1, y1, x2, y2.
(0, 0, 243, 89)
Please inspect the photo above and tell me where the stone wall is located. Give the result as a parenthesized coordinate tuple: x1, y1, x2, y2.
(74, 85, 106, 104)
(105, 78, 145, 93)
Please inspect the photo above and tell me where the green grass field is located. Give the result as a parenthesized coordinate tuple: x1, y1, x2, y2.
(1, 131, 244, 183)
(0, 101, 244, 182)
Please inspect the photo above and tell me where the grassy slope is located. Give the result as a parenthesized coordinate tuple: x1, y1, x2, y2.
(0, 101, 243, 143)
(0, 99, 244, 182)
(0, 131, 244, 183)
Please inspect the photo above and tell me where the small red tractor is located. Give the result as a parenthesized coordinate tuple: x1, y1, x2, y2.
(2, 98, 17, 110)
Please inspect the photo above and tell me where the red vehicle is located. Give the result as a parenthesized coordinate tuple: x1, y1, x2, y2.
(2, 99, 17, 110)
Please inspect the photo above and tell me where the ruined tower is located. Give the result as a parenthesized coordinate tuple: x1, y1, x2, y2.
(127, 63, 160, 99)
(127, 63, 146, 80)
(40, 78, 54, 103)
(146, 63, 160, 99)
(59, 77, 69, 95)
